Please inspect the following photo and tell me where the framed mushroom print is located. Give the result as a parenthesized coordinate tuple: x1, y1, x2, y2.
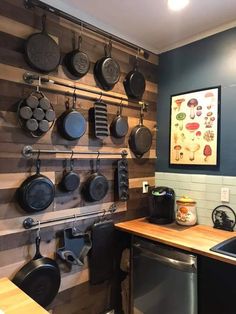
(169, 86, 220, 166)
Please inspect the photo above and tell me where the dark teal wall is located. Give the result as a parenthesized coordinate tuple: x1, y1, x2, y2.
(157, 27, 236, 176)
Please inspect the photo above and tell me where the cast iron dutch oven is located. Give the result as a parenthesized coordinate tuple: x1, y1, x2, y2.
(110, 102, 128, 138)
(83, 158, 109, 202)
(13, 235, 61, 307)
(94, 41, 120, 91)
(18, 158, 55, 212)
(129, 107, 152, 158)
(65, 35, 90, 78)
(25, 15, 60, 73)
(123, 59, 146, 100)
(60, 157, 80, 192)
(57, 95, 86, 141)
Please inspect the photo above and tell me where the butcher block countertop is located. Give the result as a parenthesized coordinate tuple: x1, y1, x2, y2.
(0, 277, 49, 314)
(115, 218, 236, 266)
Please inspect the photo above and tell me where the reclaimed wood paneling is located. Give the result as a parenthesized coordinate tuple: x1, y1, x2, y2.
(0, 1, 158, 313)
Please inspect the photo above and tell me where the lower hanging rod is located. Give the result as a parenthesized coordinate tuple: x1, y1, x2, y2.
(23, 204, 117, 229)
(22, 145, 127, 159)
(23, 72, 148, 111)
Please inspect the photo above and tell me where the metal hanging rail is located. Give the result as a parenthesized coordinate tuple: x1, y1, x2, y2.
(22, 145, 128, 159)
(23, 72, 148, 110)
(23, 204, 117, 229)
(24, 0, 152, 58)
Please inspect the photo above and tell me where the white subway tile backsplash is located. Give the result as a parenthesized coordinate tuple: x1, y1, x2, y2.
(223, 176, 236, 185)
(155, 172, 236, 227)
(206, 175, 223, 184)
(191, 175, 206, 183)
(190, 183, 206, 192)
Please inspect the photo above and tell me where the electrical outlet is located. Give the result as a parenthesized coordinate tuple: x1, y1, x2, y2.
(142, 181, 149, 193)
(221, 187, 230, 202)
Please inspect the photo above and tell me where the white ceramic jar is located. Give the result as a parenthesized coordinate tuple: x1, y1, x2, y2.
(176, 196, 197, 226)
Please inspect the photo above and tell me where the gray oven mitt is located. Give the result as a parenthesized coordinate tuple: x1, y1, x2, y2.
(57, 227, 92, 266)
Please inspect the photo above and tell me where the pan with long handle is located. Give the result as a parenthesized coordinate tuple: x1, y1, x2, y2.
(110, 102, 128, 138)
(129, 107, 152, 158)
(94, 41, 120, 91)
(83, 158, 109, 202)
(25, 15, 60, 73)
(18, 158, 55, 213)
(123, 58, 146, 100)
(65, 34, 90, 78)
(12, 235, 61, 307)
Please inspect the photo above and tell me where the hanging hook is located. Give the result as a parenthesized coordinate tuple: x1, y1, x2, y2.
(72, 214, 77, 232)
(37, 149, 41, 160)
(71, 150, 74, 160)
(36, 76, 41, 93)
(96, 151, 100, 160)
(37, 220, 41, 238)
(98, 91, 103, 102)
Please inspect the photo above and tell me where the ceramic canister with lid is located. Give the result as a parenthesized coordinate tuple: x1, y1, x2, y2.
(176, 196, 197, 226)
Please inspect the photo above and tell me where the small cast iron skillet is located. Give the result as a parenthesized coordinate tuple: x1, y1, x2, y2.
(13, 235, 61, 307)
(60, 157, 80, 192)
(18, 158, 55, 212)
(83, 158, 109, 202)
(110, 101, 128, 138)
(123, 59, 146, 100)
(25, 15, 60, 73)
(129, 107, 152, 158)
(94, 41, 120, 91)
(65, 35, 90, 78)
(57, 95, 86, 141)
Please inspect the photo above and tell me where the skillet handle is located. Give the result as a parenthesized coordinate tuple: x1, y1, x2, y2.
(96, 158, 100, 172)
(34, 236, 43, 260)
(36, 158, 41, 175)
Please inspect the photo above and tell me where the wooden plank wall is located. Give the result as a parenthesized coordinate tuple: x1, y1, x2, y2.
(0, 0, 158, 313)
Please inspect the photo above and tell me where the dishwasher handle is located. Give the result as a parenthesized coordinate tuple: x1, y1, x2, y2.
(133, 243, 197, 273)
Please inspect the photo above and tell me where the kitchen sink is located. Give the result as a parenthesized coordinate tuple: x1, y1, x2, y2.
(210, 237, 236, 258)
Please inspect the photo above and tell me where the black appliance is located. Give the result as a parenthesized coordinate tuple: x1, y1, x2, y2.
(148, 186, 175, 225)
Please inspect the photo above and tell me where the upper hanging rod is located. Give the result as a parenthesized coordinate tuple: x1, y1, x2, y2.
(22, 145, 128, 159)
(24, 0, 152, 58)
(23, 72, 148, 111)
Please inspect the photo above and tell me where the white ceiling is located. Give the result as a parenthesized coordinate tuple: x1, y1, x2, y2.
(43, 0, 236, 54)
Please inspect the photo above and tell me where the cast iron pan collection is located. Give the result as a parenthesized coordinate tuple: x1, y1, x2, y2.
(14, 15, 153, 308)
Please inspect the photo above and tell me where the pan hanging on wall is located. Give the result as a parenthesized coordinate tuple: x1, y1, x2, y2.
(13, 226, 61, 307)
(25, 15, 60, 73)
(17, 83, 56, 138)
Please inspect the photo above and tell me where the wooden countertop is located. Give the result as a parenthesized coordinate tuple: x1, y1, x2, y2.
(115, 218, 236, 265)
(0, 278, 49, 314)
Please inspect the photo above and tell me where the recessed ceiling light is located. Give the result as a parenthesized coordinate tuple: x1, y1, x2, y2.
(168, 0, 189, 11)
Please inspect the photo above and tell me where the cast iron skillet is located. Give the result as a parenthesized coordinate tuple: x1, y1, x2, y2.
(25, 15, 60, 73)
(123, 59, 146, 100)
(110, 102, 128, 138)
(18, 158, 55, 212)
(94, 41, 120, 91)
(13, 235, 61, 307)
(60, 157, 80, 192)
(65, 35, 90, 78)
(129, 107, 152, 158)
(83, 158, 109, 202)
(57, 95, 86, 141)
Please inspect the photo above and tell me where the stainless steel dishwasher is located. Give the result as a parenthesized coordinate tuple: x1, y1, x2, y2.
(132, 236, 197, 314)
